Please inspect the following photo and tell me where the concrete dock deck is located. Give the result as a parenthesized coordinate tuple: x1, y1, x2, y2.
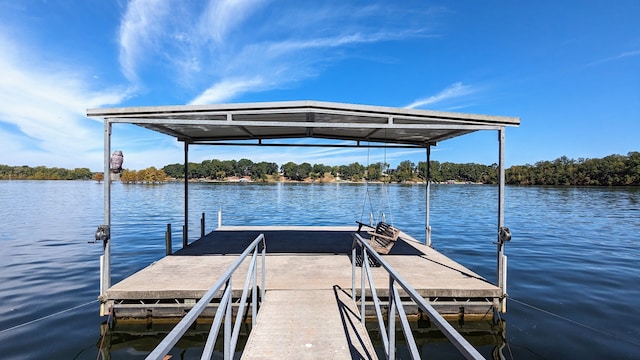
(105, 226, 501, 319)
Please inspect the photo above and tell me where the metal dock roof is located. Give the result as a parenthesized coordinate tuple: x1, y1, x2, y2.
(87, 100, 519, 147)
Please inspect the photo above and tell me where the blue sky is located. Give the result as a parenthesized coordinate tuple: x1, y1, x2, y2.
(0, 1, 638, 171)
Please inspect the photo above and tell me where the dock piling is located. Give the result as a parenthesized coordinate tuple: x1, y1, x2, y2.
(200, 212, 205, 238)
(182, 225, 187, 248)
(165, 224, 172, 255)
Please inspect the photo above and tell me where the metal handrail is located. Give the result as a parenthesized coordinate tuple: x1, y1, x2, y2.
(352, 233, 485, 360)
(147, 233, 266, 360)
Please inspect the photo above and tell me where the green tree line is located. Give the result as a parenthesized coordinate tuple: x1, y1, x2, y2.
(163, 159, 280, 181)
(2, 151, 638, 185)
(506, 152, 640, 186)
(0, 165, 92, 180)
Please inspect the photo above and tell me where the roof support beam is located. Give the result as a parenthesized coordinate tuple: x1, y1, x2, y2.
(111, 117, 501, 131)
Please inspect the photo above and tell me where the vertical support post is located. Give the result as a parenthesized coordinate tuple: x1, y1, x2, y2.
(201, 212, 205, 238)
(425, 146, 432, 247)
(183, 142, 189, 248)
(165, 224, 172, 256)
(100, 120, 112, 316)
(497, 128, 507, 312)
(218, 208, 222, 229)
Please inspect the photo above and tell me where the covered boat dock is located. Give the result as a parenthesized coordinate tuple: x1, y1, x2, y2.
(87, 100, 519, 358)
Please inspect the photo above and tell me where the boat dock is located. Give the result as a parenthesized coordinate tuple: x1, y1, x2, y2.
(104, 226, 501, 321)
(89, 100, 519, 358)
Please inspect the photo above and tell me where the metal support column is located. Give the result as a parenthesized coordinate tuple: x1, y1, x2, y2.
(425, 146, 432, 247)
(497, 128, 508, 312)
(100, 120, 112, 316)
(183, 142, 189, 248)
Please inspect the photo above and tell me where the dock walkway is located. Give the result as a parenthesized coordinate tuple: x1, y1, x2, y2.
(241, 288, 377, 359)
(105, 226, 501, 319)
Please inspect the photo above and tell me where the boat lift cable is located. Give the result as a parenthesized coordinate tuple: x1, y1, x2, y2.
(381, 136, 394, 226)
(360, 143, 375, 224)
(360, 133, 395, 226)
(509, 297, 640, 348)
(0, 299, 98, 335)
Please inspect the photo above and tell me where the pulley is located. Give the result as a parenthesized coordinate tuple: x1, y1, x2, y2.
(498, 226, 512, 243)
(91, 225, 110, 244)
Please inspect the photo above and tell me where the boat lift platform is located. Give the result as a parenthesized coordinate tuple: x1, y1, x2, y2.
(104, 226, 501, 321)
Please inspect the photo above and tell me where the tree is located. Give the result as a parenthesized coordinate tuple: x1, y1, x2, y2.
(162, 163, 185, 178)
(338, 162, 365, 181)
(281, 161, 298, 180)
(120, 169, 138, 183)
(93, 172, 104, 183)
(236, 158, 254, 177)
(394, 160, 415, 182)
(366, 162, 383, 181)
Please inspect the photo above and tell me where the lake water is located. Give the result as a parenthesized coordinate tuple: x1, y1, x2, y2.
(0, 181, 638, 359)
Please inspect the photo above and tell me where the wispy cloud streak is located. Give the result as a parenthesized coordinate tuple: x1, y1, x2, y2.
(585, 50, 640, 68)
(405, 82, 475, 109)
(117, 1, 438, 104)
(0, 32, 131, 168)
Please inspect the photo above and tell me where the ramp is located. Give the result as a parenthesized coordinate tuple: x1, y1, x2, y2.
(241, 288, 378, 359)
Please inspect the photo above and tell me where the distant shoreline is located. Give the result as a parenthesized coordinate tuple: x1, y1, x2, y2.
(2, 151, 639, 186)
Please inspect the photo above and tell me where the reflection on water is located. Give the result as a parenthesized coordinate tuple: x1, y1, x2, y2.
(97, 317, 506, 359)
(98, 320, 250, 360)
(367, 318, 507, 359)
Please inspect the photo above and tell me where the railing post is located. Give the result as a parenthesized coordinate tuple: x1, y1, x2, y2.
(388, 277, 396, 360)
(218, 208, 222, 229)
(165, 224, 172, 256)
(224, 279, 232, 360)
(201, 212, 205, 238)
(261, 237, 266, 300)
(361, 247, 367, 324)
(253, 247, 258, 327)
(351, 244, 356, 301)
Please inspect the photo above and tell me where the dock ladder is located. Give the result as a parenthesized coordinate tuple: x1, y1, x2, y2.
(146, 233, 266, 360)
(352, 233, 485, 360)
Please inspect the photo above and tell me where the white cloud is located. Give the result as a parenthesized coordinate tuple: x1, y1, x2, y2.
(405, 82, 475, 109)
(0, 32, 130, 170)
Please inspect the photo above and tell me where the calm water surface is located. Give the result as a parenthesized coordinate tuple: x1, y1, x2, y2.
(0, 181, 638, 359)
